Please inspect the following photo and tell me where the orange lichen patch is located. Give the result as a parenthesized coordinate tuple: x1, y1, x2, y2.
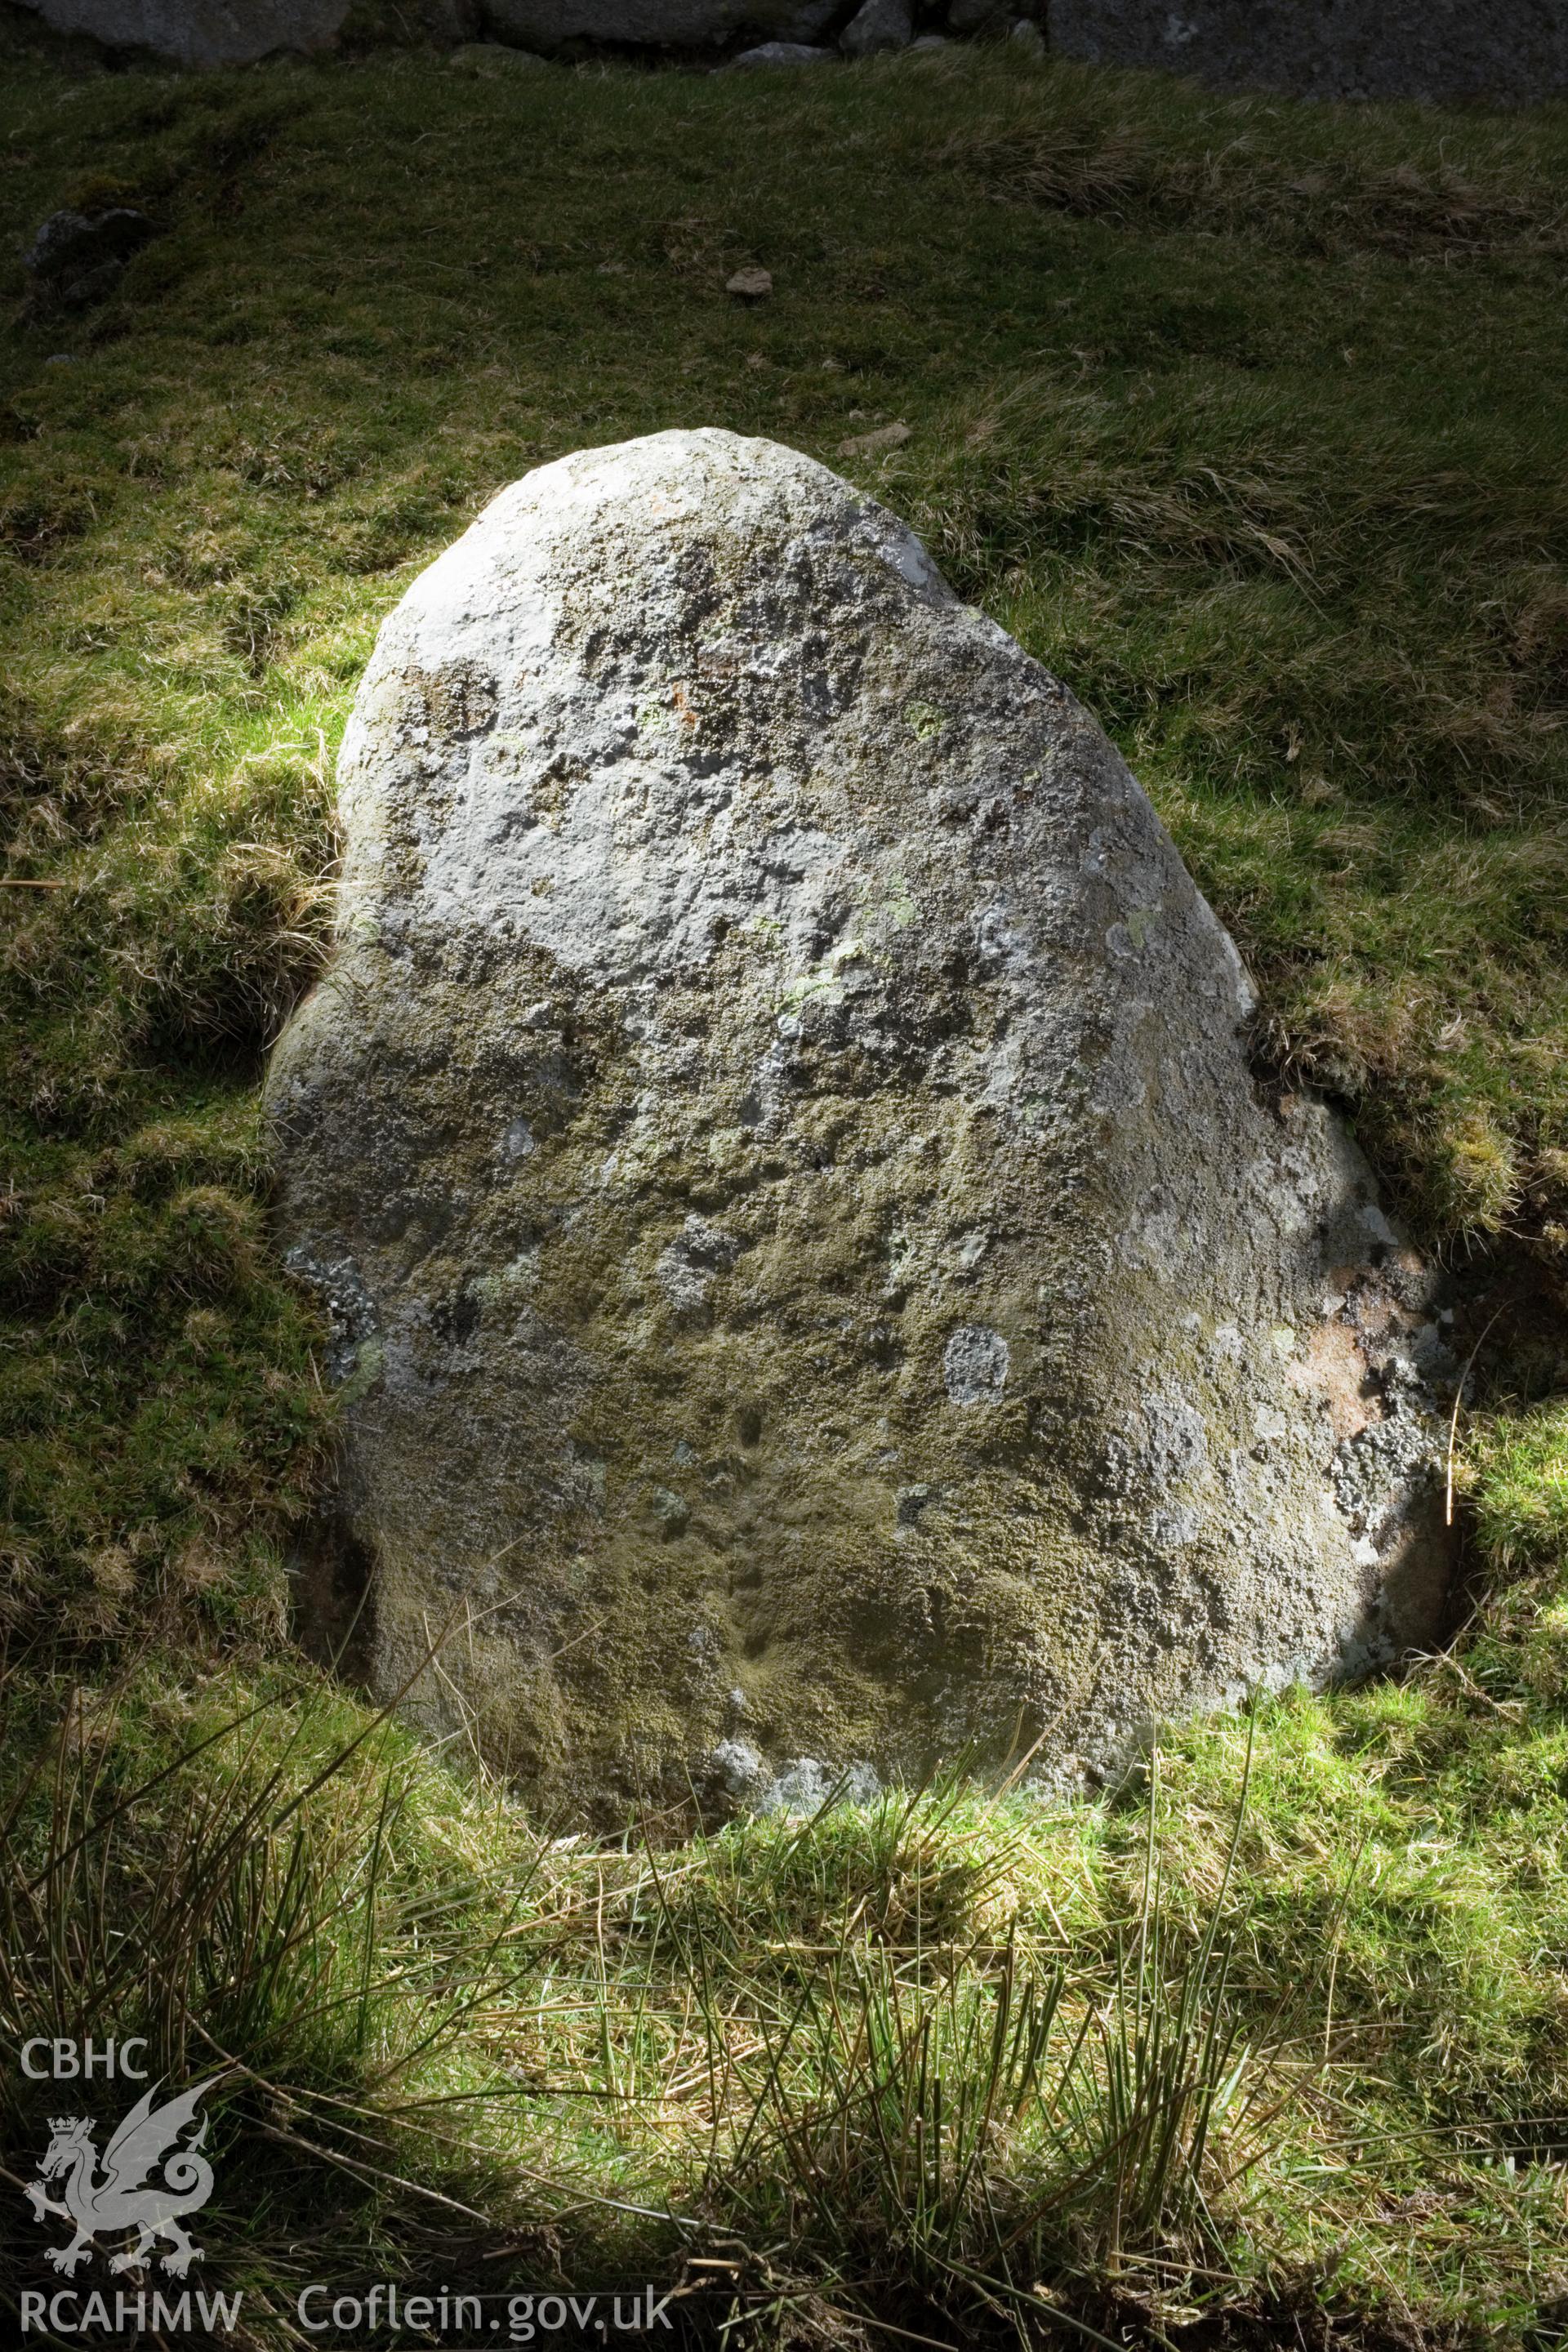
(1290, 1315, 1379, 1441)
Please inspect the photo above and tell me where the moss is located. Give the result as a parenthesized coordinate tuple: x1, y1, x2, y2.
(292, 916, 1138, 1804)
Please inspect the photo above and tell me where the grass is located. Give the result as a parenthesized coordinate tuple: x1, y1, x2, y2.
(2, 1637, 1566, 2345)
(2, 16, 1567, 2345)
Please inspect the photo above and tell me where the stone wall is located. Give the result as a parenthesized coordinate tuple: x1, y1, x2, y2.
(18, 0, 350, 64)
(1047, 0, 1568, 107)
(16, 0, 1568, 92)
(15, 0, 475, 66)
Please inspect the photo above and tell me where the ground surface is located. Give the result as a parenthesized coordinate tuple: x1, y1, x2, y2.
(2, 23, 1567, 2350)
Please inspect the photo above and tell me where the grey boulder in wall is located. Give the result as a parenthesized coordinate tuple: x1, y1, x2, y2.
(18, 0, 351, 64)
(482, 0, 839, 51)
(266, 428, 1454, 1818)
(1045, 0, 1568, 105)
(18, 0, 479, 61)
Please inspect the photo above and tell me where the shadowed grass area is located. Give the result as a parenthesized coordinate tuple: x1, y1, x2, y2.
(2, 25, 1568, 2346)
(2, 1572, 1565, 2347)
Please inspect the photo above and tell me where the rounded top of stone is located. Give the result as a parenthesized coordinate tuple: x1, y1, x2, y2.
(398, 426, 951, 631)
(497, 424, 870, 510)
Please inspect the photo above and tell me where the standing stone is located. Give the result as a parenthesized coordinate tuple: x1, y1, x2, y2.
(267, 429, 1454, 1818)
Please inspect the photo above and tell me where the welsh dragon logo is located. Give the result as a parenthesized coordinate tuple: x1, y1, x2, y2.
(24, 2077, 221, 2277)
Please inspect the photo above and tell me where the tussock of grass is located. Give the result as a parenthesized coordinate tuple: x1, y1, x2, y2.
(0, 1659, 572, 2320)
(946, 106, 1568, 257)
(1462, 1401, 1568, 1575)
(4, 1612, 1566, 2345)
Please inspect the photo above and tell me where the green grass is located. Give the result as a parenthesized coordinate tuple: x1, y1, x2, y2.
(3, 1633, 1566, 2346)
(2, 22, 1568, 2346)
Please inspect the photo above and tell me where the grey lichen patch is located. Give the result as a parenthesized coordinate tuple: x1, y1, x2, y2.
(657, 1214, 742, 1313)
(942, 1325, 1010, 1406)
(266, 429, 1455, 1822)
(283, 1244, 381, 1393)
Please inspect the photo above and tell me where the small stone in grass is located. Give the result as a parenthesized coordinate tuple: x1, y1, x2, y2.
(24, 207, 154, 312)
(726, 266, 773, 301)
(839, 420, 911, 457)
(728, 40, 835, 65)
(448, 41, 548, 69)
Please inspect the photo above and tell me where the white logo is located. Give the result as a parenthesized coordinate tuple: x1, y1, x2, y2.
(24, 2077, 220, 2278)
